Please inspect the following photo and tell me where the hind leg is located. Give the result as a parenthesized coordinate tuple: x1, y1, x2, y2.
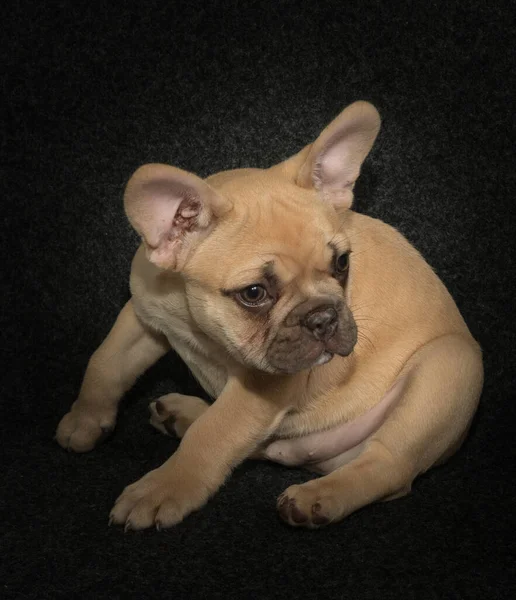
(277, 334, 483, 528)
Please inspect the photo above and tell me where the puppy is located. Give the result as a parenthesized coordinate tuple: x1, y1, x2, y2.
(56, 101, 483, 530)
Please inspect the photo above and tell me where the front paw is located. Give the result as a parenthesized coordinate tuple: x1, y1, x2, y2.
(109, 467, 208, 531)
(55, 403, 116, 452)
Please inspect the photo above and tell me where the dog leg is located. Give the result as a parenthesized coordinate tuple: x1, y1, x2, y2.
(56, 299, 170, 452)
(277, 333, 483, 528)
(110, 374, 291, 530)
(149, 393, 210, 438)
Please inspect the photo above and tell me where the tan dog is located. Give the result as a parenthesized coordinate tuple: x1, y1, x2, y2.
(56, 102, 483, 530)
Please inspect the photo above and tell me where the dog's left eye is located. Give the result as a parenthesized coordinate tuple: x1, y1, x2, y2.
(335, 252, 350, 274)
(236, 285, 269, 307)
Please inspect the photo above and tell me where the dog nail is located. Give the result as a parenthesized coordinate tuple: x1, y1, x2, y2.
(290, 508, 309, 524)
(155, 520, 162, 532)
(311, 514, 330, 526)
(124, 521, 132, 533)
(163, 416, 176, 434)
(289, 500, 309, 524)
(311, 502, 330, 525)
(99, 426, 113, 442)
(277, 495, 288, 509)
(277, 498, 290, 520)
(108, 516, 114, 527)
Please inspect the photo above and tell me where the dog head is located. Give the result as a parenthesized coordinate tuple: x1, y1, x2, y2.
(124, 101, 380, 374)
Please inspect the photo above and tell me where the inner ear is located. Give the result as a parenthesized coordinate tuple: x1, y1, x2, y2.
(139, 178, 209, 245)
(124, 163, 229, 270)
(296, 101, 381, 208)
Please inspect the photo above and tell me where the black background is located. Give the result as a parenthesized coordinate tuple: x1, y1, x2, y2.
(2, 1, 515, 598)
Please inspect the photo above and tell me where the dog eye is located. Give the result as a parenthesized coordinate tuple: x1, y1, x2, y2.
(335, 253, 349, 273)
(236, 284, 269, 307)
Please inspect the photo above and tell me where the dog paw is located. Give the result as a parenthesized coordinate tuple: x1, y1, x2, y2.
(109, 467, 207, 531)
(55, 404, 116, 452)
(149, 393, 209, 438)
(276, 482, 340, 528)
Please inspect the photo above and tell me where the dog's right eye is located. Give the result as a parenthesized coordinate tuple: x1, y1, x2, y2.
(236, 285, 269, 307)
(335, 252, 350, 273)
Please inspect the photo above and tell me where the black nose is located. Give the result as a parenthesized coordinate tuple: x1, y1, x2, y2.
(303, 307, 338, 341)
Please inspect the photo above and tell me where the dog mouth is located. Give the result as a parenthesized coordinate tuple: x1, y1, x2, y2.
(263, 298, 357, 374)
(267, 344, 345, 375)
(265, 320, 357, 374)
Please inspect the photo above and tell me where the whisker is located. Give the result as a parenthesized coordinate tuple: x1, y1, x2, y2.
(348, 243, 383, 259)
(349, 301, 376, 313)
(356, 329, 377, 353)
(352, 311, 404, 335)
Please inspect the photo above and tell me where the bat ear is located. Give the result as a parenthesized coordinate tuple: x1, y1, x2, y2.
(296, 101, 381, 208)
(124, 163, 230, 270)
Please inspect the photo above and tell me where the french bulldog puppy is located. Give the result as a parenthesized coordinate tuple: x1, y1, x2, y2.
(56, 102, 483, 530)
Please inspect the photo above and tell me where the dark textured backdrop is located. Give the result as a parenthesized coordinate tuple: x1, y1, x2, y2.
(2, 1, 515, 598)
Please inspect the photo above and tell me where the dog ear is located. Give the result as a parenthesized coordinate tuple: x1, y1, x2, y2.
(124, 163, 230, 270)
(296, 101, 381, 208)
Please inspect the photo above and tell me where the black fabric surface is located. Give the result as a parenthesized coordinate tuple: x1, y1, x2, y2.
(2, 1, 515, 598)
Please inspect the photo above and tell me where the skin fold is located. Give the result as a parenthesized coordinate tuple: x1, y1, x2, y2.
(56, 102, 483, 530)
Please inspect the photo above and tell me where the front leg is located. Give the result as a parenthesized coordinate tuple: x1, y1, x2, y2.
(110, 373, 291, 530)
(56, 300, 170, 452)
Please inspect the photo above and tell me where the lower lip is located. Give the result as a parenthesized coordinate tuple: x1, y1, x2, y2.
(314, 351, 334, 366)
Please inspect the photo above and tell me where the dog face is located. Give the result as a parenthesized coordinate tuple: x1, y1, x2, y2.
(124, 102, 380, 374)
(182, 177, 357, 373)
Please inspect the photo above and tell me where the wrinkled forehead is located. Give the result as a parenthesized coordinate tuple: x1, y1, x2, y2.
(205, 184, 350, 288)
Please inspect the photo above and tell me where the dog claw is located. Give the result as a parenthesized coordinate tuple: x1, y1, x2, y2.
(311, 502, 330, 526)
(98, 425, 114, 443)
(289, 500, 309, 524)
(155, 520, 162, 532)
(277, 495, 288, 509)
(163, 416, 177, 435)
(124, 521, 132, 533)
(108, 516, 114, 527)
(311, 514, 330, 526)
